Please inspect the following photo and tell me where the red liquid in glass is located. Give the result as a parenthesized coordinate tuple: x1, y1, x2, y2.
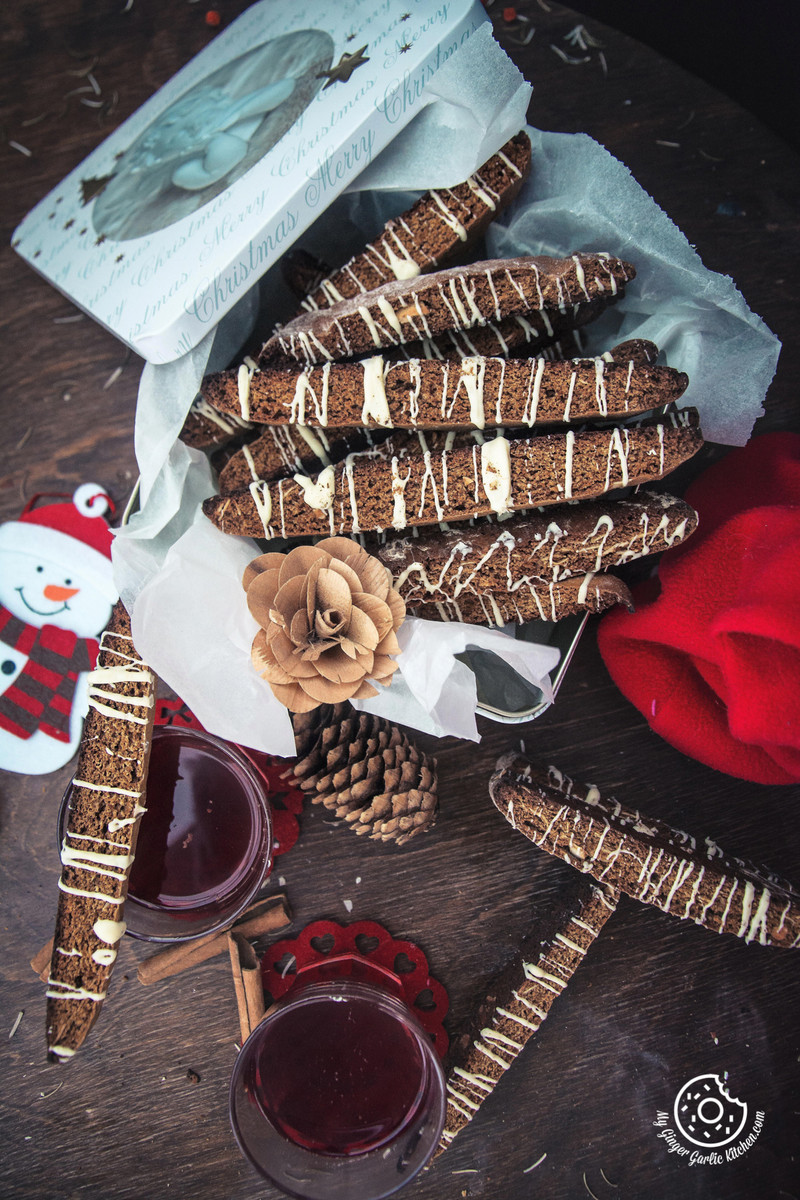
(253, 993, 426, 1156)
(128, 731, 258, 913)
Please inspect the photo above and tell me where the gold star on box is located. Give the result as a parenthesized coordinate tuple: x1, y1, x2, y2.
(317, 45, 370, 88)
(80, 175, 114, 205)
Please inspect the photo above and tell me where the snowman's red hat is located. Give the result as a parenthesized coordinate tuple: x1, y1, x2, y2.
(0, 484, 117, 601)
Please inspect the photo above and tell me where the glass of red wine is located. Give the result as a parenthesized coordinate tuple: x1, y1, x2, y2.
(229, 954, 446, 1199)
(59, 724, 273, 941)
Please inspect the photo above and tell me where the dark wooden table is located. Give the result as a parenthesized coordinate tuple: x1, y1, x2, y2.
(2, 4, 799, 1198)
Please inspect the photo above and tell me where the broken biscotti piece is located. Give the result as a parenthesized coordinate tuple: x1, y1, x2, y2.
(259, 253, 636, 367)
(403, 571, 633, 626)
(437, 876, 619, 1154)
(298, 131, 532, 311)
(202, 343, 687, 432)
(46, 602, 156, 1062)
(366, 491, 699, 597)
(202, 409, 703, 540)
(490, 752, 800, 948)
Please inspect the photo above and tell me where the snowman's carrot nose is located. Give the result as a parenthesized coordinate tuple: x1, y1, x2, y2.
(44, 584, 80, 602)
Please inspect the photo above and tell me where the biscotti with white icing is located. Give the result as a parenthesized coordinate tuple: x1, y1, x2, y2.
(437, 876, 619, 1154)
(384, 297, 611, 362)
(366, 492, 699, 601)
(203, 346, 685, 433)
(46, 602, 156, 1062)
(298, 132, 532, 311)
(180, 392, 254, 451)
(490, 752, 800, 948)
(202, 409, 703, 540)
(406, 571, 633, 625)
(259, 253, 637, 367)
(218, 424, 392, 494)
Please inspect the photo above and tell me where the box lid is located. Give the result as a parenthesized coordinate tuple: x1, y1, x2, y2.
(12, 0, 488, 364)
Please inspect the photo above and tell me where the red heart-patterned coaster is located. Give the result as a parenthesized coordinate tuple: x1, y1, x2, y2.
(154, 697, 303, 857)
(261, 919, 449, 1058)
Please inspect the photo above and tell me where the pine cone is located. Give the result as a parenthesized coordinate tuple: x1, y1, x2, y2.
(290, 703, 438, 845)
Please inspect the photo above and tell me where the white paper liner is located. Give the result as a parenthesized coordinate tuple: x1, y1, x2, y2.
(485, 129, 781, 446)
(112, 112, 781, 753)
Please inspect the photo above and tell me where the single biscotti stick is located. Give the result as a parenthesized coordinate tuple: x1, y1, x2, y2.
(218, 424, 391, 494)
(259, 252, 636, 367)
(490, 752, 800, 948)
(202, 347, 686, 432)
(202, 410, 703, 540)
(437, 876, 619, 1154)
(46, 602, 156, 1062)
(405, 572, 632, 626)
(385, 297, 612, 362)
(367, 492, 699, 600)
(298, 132, 532, 311)
(179, 392, 255, 451)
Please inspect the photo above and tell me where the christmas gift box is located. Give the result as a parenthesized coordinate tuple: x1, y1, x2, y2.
(11, 0, 527, 364)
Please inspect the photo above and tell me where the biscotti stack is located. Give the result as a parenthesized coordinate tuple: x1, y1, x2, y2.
(195, 129, 704, 628)
(46, 601, 156, 1061)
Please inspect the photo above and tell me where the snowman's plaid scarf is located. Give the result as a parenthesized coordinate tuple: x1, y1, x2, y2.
(0, 605, 98, 742)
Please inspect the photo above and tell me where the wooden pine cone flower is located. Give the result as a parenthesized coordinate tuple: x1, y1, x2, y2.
(243, 537, 406, 713)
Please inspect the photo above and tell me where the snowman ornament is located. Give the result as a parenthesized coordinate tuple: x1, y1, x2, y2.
(0, 485, 117, 775)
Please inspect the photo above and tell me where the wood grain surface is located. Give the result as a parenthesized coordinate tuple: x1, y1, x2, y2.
(1, 3, 799, 1199)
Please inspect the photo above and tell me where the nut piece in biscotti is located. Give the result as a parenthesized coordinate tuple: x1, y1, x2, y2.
(201, 343, 686, 432)
(365, 492, 699, 601)
(297, 132, 532, 311)
(201, 409, 703, 541)
(437, 876, 619, 1154)
(46, 602, 156, 1062)
(258, 253, 636, 368)
(404, 571, 633, 626)
(490, 752, 800, 948)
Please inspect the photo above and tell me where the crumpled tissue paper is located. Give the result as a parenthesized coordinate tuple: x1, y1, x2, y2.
(113, 109, 781, 753)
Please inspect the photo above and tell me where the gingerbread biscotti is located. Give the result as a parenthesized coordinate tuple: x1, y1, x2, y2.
(202, 409, 703, 540)
(367, 491, 699, 598)
(298, 131, 532, 310)
(179, 393, 254, 451)
(46, 602, 156, 1061)
(202, 344, 686, 432)
(218, 424, 392, 494)
(438, 876, 619, 1153)
(384, 297, 612, 362)
(259, 253, 636, 367)
(406, 571, 633, 625)
(490, 752, 800, 948)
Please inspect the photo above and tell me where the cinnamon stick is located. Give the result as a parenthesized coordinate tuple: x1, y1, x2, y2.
(31, 937, 55, 982)
(228, 931, 266, 1042)
(137, 892, 290, 986)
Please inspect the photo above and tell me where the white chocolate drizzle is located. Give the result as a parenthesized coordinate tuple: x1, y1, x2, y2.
(496, 757, 800, 951)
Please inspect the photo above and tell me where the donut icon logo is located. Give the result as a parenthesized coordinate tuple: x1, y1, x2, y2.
(673, 1074, 749, 1148)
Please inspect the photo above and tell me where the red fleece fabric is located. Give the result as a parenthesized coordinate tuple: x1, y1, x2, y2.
(597, 433, 800, 784)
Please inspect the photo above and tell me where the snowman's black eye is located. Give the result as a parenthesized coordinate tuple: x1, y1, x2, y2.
(64, 579, 72, 586)
(36, 565, 44, 573)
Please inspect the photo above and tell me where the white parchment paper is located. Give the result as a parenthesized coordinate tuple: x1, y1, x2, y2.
(113, 105, 781, 753)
